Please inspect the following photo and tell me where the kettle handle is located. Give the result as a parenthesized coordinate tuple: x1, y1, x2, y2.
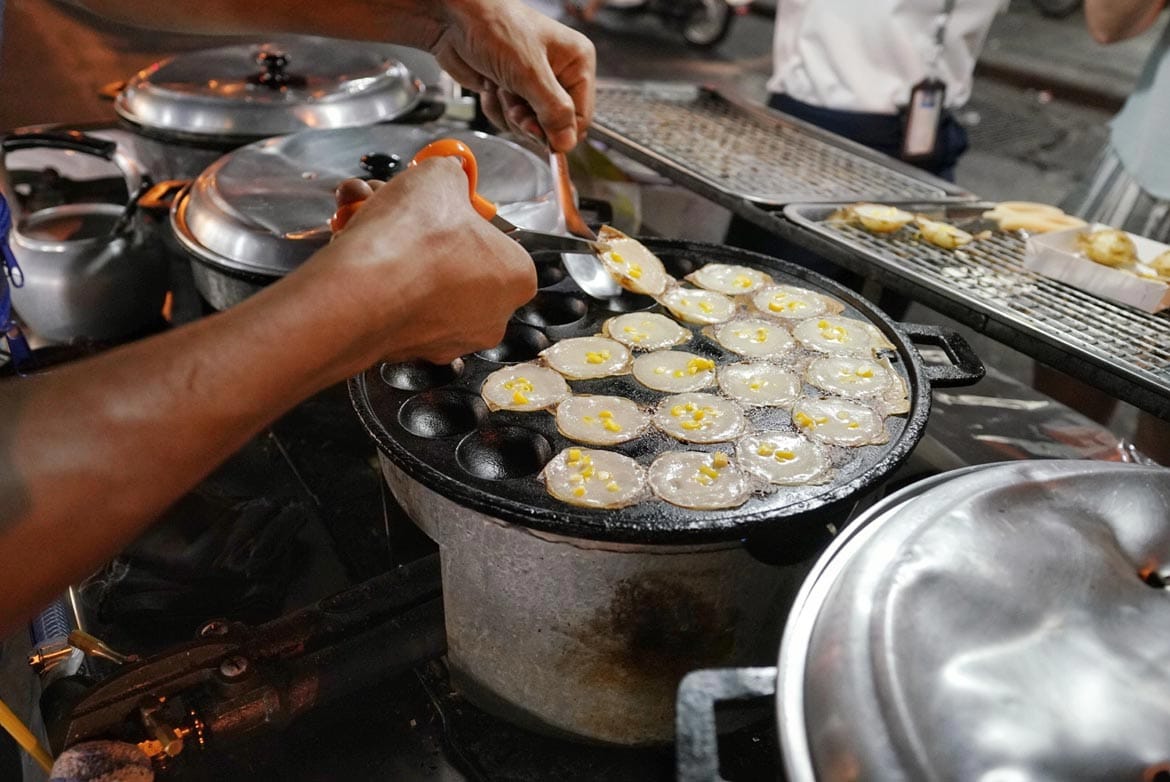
(1, 130, 117, 161)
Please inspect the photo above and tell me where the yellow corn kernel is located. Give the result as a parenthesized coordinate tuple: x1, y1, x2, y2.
(774, 450, 796, 461)
(848, 422, 860, 430)
(767, 300, 785, 313)
(680, 298, 691, 307)
(734, 275, 753, 288)
(681, 420, 703, 431)
(712, 452, 729, 468)
(696, 474, 713, 486)
(572, 486, 586, 497)
(655, 367, 667, 374)
(569, 473, 584, 483)
(585, 350, 611, 364)
(671, 405, 686, 417)
(606, 481, 621, 493)
(815, 416, 829, 425)
(673, 369, 685, 378)
(582, 465, 595, 478)
(699, 465, 720, 479)
(582, 415, 595, 423)
(512, 391, 529, 405)
(603, 420, 623, 433)
(628, 264, 643, 279)
(599, 410, 613, 419)
(794, 411, 816, 428)
(693, 410, 706, 421)
(698, 301, 714, 314)
(623, 325, 637, 333)
(748, 380, 765, 392)
(757, 445, 775, 457)
(856, 368, 874, 378)
(611, 251, 626, 265)
(567, 448, 582, 463)
(755, 328, 769, 343)
(687, 358, 715, 374)
(685, 402, 697, 412)
(504, 377, 534, 392)
(817, 320, 829, 328)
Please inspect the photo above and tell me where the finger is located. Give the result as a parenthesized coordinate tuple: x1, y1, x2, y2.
(479, 88, 508, 133)
(519, 61, 579, 152)
(335, 178, 374, 206)
(557, 46, 596, 144)
(367, 180, 385, 192)
(437, 49, 490, 92)
(500, 90, 543, 141)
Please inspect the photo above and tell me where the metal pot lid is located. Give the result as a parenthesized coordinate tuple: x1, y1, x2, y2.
(172, 124, 557, 279)
(778, 460, 1170, 782)
(114, 37, 422, 142)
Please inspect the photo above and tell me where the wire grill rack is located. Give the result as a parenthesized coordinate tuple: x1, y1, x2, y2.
(590, 82, 970, 206)
(784, 203, 1170, 414)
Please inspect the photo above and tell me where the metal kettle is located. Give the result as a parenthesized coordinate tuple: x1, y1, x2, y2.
(1, 131, 174, 343)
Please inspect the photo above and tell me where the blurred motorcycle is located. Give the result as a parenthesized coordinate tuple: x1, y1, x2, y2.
(589, 0, 753, 48)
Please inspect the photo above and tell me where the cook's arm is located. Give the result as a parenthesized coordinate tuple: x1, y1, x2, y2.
(1084, 0, 1166, 43)
(65, 0, 595, 151)
(0, 160, 536, 636)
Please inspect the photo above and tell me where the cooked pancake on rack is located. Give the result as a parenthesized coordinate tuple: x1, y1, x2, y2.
(603, 312, 692, 351)
(647, 450, 752, 510)
(555, 395, 649, 446)
(542, 447, 647, 508)
(830, 203, 915, 234)
(481, 364, 571, 412)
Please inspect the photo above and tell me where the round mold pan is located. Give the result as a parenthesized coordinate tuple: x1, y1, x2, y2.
(351, 238, 972, 546)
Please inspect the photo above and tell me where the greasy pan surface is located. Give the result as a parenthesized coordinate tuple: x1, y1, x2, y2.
(351, 239, 933, 544)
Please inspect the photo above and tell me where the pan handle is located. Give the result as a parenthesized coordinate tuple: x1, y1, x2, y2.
(899, 322, 985, 388)
(676, 667, 778, 782)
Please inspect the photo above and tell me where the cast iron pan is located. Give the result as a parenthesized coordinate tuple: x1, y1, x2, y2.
(349, 239, 983, 546)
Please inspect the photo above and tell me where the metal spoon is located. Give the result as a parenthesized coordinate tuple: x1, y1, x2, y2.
(550, 151, 623, 299)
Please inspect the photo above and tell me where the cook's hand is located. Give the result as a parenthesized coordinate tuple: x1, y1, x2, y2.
(431, 0, 595, 152)
(315, 160, 536, 366)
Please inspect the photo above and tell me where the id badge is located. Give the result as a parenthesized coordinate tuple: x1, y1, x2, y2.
(902, 78, 946, 161)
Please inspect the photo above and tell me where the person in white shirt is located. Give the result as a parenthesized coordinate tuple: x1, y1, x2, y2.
(767, 0, 1005, 180)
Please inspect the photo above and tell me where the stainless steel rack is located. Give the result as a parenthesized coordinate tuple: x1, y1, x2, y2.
(781, 202, 1170, 420)
(589, 81, 973, 207)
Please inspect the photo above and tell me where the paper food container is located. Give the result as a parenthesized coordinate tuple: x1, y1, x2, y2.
(1023, 224, 1170, 313)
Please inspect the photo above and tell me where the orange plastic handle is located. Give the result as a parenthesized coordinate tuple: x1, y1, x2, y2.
(409, 138, 498, 221)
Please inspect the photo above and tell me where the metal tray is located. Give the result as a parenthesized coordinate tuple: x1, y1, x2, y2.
(350, 239, 982, 546)
(783, 201, 1170, 419)
(589, 81, 974, 208)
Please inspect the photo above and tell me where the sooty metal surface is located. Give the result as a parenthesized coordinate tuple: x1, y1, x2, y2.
(784, 203, 1170, 419)
(589, 82, 970, 207)
(351, 239, 957, 545)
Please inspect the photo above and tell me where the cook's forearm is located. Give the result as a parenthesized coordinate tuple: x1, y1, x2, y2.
(0, 260, 384, 635)
(1084, 0, 1165, 43)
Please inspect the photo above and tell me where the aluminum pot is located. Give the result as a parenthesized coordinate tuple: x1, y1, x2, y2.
(1, 131, 172, 342)
(170, 124, 560, 310)
(675, 460, 1170, 781)
(382, 458, 806, 746)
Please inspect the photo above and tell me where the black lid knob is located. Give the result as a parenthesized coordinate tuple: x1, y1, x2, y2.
(252, 49, 306, 89)
(360, 153, 402, 181)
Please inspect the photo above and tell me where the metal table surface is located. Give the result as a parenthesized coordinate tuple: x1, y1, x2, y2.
(589, 81, 974, 207)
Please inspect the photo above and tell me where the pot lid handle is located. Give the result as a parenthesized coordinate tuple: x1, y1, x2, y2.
(250, 49, 307, 90)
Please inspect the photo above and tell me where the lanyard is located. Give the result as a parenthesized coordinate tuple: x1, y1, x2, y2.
(928, 0, 958, 79)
